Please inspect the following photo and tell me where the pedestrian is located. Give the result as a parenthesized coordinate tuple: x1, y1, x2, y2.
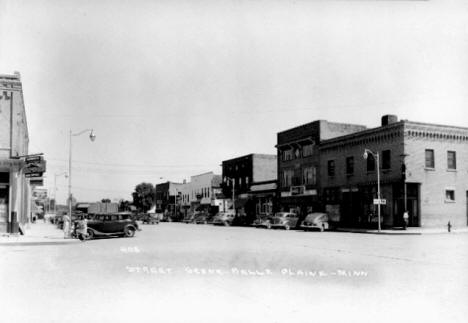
(403, 211, 409, 230)
(77, 217, 88, 241)
(63, 214, 71, 238)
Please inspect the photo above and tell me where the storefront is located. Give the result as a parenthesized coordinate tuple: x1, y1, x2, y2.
(0, 159, 31, 234)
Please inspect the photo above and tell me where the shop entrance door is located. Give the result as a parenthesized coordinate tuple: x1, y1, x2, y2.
(0, 186, 9, 232)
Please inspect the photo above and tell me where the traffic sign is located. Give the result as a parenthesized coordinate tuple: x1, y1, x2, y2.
(373, 198, 386, 205)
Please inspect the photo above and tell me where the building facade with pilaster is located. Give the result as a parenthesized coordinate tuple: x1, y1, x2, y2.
(0, 72, 31, 233)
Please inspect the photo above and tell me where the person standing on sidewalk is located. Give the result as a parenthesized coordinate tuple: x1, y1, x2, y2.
(63, 214, 71, 238)
(403, 211, 409, 230)
(77, 217, 88, 241)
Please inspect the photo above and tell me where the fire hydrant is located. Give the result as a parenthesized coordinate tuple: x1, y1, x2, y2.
(447, 221, 452, 233)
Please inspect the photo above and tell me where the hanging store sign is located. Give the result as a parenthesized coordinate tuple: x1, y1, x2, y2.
(30, 178, 44, 186)
(24, 155, 46, 177)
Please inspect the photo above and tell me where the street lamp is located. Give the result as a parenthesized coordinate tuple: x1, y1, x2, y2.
(53, 172, 68, 214)
(67, 129, 96, 237)
(363, 148, 381, 232)
(224, 177, 235, 215)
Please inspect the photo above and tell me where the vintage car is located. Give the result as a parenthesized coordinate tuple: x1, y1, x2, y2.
(269, 212, 299, 230)
(141, 213, 159, 225)
(300, 212, 330, 232)
(86, 212, 140, 239)
(253, 214, 274, 228)
(212, 211, 236, 226)
(193, 211, 210, 224)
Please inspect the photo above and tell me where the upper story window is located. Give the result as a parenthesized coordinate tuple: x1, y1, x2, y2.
(282, 149, 294, 161)
(425, 149, 435, 168)
(445, 189, 455, 202)
(281, 169, 294, 187)
(327, 160, 335, 177)
(302, 166, 316, 185)
(302, 144, 314, 157)
(366, 153, 376, 172)
(346, 157, 354, 175)
(447, 151, 456, 170)
(382, 150, 391, 170)
(294, 148, 301, 159)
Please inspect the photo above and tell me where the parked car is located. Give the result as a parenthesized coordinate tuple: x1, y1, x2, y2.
(86, 212, 140, 239)
(193, 211, 210, 224)
(254, 214, 274, 228)
(141, 213, 159, 225)
(270, 212, 299, 230)
(212, 211, 236, 226)
(300, 212, 330, 231)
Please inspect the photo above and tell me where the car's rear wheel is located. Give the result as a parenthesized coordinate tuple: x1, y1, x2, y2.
(124, 227, 136, 237)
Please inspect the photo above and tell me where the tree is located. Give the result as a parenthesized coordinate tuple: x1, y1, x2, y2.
(132, 183, 155, 212)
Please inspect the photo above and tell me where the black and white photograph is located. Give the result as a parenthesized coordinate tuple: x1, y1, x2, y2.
(1, 0, 467, 322)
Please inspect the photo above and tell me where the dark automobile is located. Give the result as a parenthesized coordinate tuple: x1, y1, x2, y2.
(86, 212, 140, 239)
(300, 212, 330, 232)
(270, 212, 299, 230)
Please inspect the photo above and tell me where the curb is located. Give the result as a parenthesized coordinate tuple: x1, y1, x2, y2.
(334, 228, 467, 235)
(0, 240, 81, 246)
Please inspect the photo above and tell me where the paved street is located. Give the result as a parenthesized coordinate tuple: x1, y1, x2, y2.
(1, 223, 467, 323)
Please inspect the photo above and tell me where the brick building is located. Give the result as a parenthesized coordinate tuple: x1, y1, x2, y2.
(155, 181, 184, 220)
(276, 120, 367, 217)
(221, 154, 277, 221)
(319, 115, 468, 229)
(0, 72, 31, 233)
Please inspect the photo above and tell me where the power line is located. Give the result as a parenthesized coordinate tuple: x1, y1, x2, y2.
(46, 157, 217, 169)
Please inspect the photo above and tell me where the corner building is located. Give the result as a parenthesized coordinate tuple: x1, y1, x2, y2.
(319, 115, 468, 229)
(0, 72, 31, 233)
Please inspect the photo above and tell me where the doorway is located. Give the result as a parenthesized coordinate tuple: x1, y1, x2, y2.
(0, 186, 9, 231)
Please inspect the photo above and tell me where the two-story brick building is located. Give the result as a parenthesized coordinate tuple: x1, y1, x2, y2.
(319, 115, 468, 229)
(276, 120, 367, 218)
(0, 72, 31, 233)
(221, 154, 277, 221)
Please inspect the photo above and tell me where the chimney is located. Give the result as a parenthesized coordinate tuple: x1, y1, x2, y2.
(381, 115, 398, 126)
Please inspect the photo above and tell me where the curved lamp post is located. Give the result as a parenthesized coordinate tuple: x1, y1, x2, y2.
(67, 129, 96, 237)
(363, 149, 381, 232)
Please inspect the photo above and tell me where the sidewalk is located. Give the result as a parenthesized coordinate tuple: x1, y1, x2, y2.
(0, 222, 80, 246)
(335, 226, 468, 235)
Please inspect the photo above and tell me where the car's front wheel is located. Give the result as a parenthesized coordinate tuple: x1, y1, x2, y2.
(124, 227, 136, 237)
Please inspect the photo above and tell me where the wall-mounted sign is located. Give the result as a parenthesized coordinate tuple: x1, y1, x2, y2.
(291, 186, 305, 195)
(24, 155, 46, 177)
(30, 179, 44, 186)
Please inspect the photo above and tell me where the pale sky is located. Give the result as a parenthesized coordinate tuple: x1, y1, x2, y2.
(1, 0, 467, 204)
